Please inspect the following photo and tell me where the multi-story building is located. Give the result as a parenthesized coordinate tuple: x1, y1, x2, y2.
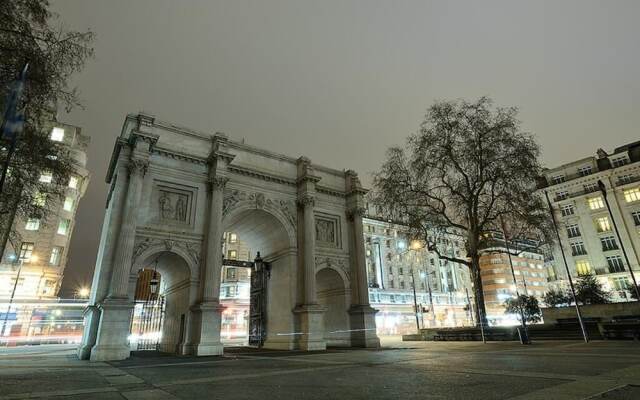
(538, 141, 640, 301)
(479, 238, 548, 325)
(0, 122, 90, 300)
(362, 215, 475, 333)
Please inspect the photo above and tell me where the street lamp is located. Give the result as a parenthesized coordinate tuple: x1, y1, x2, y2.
(78, 287, 90, 298)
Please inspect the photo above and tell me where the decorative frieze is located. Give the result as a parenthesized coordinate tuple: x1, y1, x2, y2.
(315, 256, 350, 282)
(132, 236, 201, 268)
(223, 189, 296, 229)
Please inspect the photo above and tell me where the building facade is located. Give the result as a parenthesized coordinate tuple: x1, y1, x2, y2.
(538, 141, 640, 301)
(0, 122, 90, 300)
(362, 216, 475, 333)
(479, 241, 548, 325)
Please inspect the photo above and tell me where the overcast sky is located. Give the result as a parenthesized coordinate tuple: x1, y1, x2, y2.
(51, 0, 640, 295)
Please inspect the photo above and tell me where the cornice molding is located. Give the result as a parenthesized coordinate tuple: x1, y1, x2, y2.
(228, 165, 297, 186)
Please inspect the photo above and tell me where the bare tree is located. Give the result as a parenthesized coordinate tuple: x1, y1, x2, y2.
(372, 97, 553, 326)
(0, 0, 94, 256)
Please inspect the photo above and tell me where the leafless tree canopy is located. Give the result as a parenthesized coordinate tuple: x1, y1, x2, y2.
(372, 97, 554, 323)
(0, 0, 94, 254)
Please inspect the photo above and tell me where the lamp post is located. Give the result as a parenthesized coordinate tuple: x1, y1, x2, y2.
(544, 191, 589, 343)
(597, 180, 640, 300)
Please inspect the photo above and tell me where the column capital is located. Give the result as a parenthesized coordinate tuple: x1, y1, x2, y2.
(347, 206, 366, 220)
(297, 193, 315, 208)
(128, 157, 149, 177)
(208, 175, 229, 191)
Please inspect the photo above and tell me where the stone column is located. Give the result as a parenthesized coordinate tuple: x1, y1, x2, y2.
(90, 155, 149, 361)
(345, 170, 380, 348)
(191, 136, 235, 356)
(293, 157, 326, 351)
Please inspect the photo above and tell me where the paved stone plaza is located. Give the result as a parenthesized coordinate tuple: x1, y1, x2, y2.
(2, 338, 640, 399)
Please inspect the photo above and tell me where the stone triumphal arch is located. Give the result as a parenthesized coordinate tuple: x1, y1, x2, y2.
(78, 113, 380, 361)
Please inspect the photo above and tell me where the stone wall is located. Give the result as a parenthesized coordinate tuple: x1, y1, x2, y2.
(541, 302, 640, 323)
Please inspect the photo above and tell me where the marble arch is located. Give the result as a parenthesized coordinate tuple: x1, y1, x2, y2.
(78, 112, 380, 361)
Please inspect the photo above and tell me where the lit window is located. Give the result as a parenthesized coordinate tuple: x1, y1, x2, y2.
(25, 219, 40, 231)
(227, 250, 237, 260)
(50, 127, 65, 142)
(63, 197, 74, 211)
(33, 192, 46, 206)
(226, 267, 237, 280)
(575, 260, 591, 276)
(39, 172, 53, 183)
(595, 216, 612, 232)
(624, 188, 640, 203)
(19, 243, 35, 262)
(229, 233, 237, 244)
(68, 176, 79, 189)
(588, 197, 605, 210)
(612, 277, 630, 291)
(57, 219, 70, 235)
(50, 246, 63, 265)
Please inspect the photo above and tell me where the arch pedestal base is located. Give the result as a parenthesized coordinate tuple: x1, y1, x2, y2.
(294, 304, 327, 351)
(191, 302, 225, 356)
(348, 305, 380, 348)
(90, 299, 134, 361)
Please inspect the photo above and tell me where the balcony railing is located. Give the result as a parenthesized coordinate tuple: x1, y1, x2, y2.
(616, 174, 640, 186)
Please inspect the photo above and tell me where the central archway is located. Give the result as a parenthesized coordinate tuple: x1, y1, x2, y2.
(221, 204, 298, 350)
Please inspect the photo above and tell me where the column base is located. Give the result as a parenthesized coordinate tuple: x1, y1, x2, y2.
(293, 304, 327, 351)
(77, 305, 100, 360)
(191, 302, 225, 356)
(348, 304, 380, 348)
(90, 299, 134, 361)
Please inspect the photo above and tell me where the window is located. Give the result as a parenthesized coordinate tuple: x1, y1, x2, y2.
(570, 242, 587, 256)
(556, 191, 569, 200)
(600, 236, 618, 252)
(226, 267, 237, 280)
(33, 192, 46, 207)
(595, 216, 612, 232)
(25, 218, 40, 231)
(588, 197, 605, 210)
(619, 174, 635, 185)
(567, 224, 581, 238)
(19, 242, 34, 262)
(39, 172, 53, 183)
(68, 176, 79, 189)
(388, 280, 394, 289)
(552, 175, 566, 184)
(63, 197, 74, 212)
(398, 268, 404, 275)
(229, 233, 237, 243)
(612, 157, 629, 168)
(50, 127, 65, 142)
(612, 277, 630, 291)
(624, 188, 640, 203)
(561, 204, 575, 216)
(57, 219, 70, 235)
(578, 166, 593, 177)
(400, 281, 405, 289)
(632, 211, 640, 226)
(51, 128, 64, 142)
(227, 250, 237, 260)
(575, 260, 591, 276)
(584, 183, 598, 193)
(49, 246, 63, 265)
(607, 255, 625, 273)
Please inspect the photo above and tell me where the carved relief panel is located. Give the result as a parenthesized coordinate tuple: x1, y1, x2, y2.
(152, 181, 197, 226)
(315, 213, 341, 248)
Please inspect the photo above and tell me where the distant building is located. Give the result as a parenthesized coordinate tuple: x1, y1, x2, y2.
(538, 141, 640, 301)
(0, 122, 90, 300)
(479, 237, 548, 325)
(362, 214, 475, 333)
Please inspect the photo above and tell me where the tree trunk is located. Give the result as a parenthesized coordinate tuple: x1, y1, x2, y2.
(0, 191, 20, 260)
(470, 253, 488, 328)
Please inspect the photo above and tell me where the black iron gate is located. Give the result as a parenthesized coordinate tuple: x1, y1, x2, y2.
(130, 296, 165, 351)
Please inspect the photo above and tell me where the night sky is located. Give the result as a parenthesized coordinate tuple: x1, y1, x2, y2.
(51, 0, 640, 296)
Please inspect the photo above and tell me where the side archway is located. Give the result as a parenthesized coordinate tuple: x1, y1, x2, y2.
(316, 267, 350, 347)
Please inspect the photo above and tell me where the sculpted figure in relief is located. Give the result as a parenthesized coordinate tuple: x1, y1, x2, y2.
(159, 192, 173, 220)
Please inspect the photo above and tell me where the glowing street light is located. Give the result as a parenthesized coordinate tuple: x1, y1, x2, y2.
(78, 287, 90, 298)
